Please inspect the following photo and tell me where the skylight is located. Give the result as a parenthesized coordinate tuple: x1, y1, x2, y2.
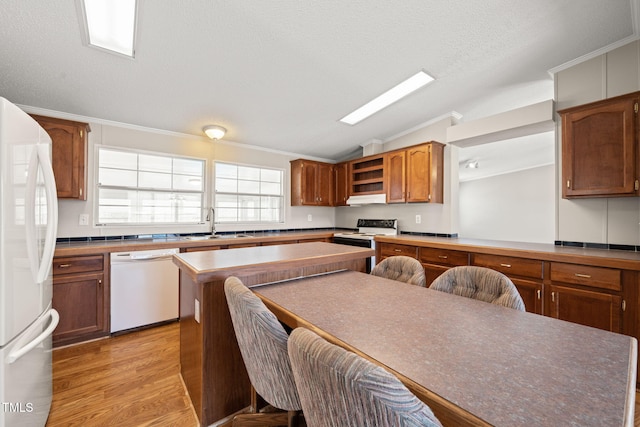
(339, 71, 435, 125)
(81, 0, 137, 57)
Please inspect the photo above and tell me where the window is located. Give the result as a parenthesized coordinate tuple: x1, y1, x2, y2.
(214, 162, 284, 223)
(96, 147, 205, 225)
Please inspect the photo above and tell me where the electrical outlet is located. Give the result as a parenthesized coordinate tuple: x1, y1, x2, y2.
(79, 214, 89, 226)
(307, 214, 313, 222)
(415, 214, 421, 224)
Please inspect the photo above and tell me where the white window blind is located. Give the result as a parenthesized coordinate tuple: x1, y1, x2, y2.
(214, 162, 284, 223)
(97, 147, 205, 225)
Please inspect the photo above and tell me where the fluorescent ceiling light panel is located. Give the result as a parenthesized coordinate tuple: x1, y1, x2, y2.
(340, 71, 435, 125)
(83, 0, 137, 57)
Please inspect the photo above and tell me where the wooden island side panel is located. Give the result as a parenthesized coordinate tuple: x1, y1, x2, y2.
(174, 242, 373, 426)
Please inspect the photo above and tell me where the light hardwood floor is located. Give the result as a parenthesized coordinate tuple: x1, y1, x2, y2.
(46, 321, 640, 426)
(46, 322, 198, 426)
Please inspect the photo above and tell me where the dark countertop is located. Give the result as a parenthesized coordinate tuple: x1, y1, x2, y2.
(256, 270, 637, 426)
(376, 235, 640, 270)
(54, 230, 338, 257)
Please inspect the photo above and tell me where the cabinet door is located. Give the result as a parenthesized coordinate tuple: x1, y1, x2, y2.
(423, 264, 449, 287)
(53, 272, 106, 345)
(386, 150, 406, 203)
(549, 284, 622, 333)
(31, 115, 89, 200)
(560, 93, 638, 198)
(406, 145, 430, 202)
(512, 278, 543, 315)
(301, 161, 318, 205)
(334, 162, 348, 206)
(316, 162, 333, 206)
(406, 143, 444, 203)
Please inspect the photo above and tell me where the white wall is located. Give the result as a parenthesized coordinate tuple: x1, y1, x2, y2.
(459, 165, 555, 243)
(55, 119, 335, 238)
(555, 40, 640, 245)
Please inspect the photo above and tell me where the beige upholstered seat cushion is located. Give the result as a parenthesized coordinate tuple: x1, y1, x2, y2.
(224, 276, 301, 411)
(429, 266, 525, 311)
(370, 256, 426, 287)
(288, 327, 442, 427)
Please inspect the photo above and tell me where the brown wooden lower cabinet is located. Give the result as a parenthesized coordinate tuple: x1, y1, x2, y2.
(511, 278, 544, 315)
(471, 253, 545, 315)
(548, 284, 622, 333)
(378, 242, 418, 261)
(376, 242, 631, 333)
(418, 247, 470, 286)
(52, 254, 109, 347)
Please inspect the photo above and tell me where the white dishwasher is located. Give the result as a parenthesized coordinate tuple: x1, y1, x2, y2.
(110, 248, 179, 333)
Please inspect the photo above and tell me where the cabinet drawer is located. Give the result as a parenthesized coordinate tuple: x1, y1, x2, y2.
(53, 255, 104, 275)
(419, 248, 469, 267)
(550, 262, 621, 291)
(378, 243, 417, 258)
(472, 254, 543, 279)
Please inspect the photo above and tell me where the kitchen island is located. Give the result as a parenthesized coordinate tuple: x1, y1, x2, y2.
(172, 242, 373, 427)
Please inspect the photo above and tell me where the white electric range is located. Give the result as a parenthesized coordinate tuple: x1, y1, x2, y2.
(333, 219, 398, 272)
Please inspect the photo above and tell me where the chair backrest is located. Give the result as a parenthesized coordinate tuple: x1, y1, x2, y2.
(429, 266, 525, 311)
(224, 276, 301, 411)
(287, 327, 442, 427)
(370, 256, 426, 287)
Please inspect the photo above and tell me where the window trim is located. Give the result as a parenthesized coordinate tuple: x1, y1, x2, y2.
(94, 145, 207, 227)
(213, 161, 285, 225)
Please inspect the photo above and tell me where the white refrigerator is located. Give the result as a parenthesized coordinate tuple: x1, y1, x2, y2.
(0, 97, 59, 427)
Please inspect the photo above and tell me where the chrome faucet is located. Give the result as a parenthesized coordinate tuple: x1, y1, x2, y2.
(207, 207, 216, 235)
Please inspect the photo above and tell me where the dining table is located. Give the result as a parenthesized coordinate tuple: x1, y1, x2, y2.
(253, 269, 637, 426)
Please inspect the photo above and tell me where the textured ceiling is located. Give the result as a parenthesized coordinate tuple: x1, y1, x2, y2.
(0, 0, 637, 161)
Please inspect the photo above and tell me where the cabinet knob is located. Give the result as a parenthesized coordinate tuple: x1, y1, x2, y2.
(536, 289, 541, 300)
(58, 264, 71, 268)
(438, 255, 448, 259)
(551, 291, 555, 302)
(574, 273, 591, 279)
(500, 263, 511, 268)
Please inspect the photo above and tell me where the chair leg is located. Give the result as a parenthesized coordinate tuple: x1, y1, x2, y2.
(287, 410, 301, 427)
(232, 411, 290, 426)
(230, 385, 301, 427)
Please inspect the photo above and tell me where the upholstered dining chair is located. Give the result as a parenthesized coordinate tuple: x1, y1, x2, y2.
(370, 255, 427, 287)
(224, 276, 302, 427)
(287, 327, 443, 427)
(429, 266, 525, 311)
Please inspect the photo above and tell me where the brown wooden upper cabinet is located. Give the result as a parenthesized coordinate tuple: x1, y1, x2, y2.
(290, 159, 334, 206)
(31, 115, 90, 200)
(386, 150, 406, 203)
(349, 154, 386, 196)
(386, 142, 445, 204)
(559, 92, 639, 199)
(333, 161, 348, 206)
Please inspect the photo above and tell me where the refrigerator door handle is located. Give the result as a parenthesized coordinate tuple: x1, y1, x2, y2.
(7, 308, 59, 364)
(36, 144, 59, 284)
(25, 144, 59, 284)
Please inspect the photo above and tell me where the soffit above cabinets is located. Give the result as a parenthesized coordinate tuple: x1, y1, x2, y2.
(446, 100, 555, 148)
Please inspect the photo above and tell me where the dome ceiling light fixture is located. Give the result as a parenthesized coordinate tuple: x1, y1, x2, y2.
(464, 160, 479, 169)
(203, 125, 226, 140)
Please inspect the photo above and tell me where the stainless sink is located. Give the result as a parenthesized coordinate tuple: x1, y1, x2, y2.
(183, 235, 219, 241)
(183, 234, 253, 241)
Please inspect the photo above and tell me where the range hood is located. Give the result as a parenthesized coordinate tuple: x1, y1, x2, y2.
(346, 194, 387, 206)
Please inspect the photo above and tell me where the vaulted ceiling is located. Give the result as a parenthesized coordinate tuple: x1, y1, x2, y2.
(0, 1, 637, 161)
